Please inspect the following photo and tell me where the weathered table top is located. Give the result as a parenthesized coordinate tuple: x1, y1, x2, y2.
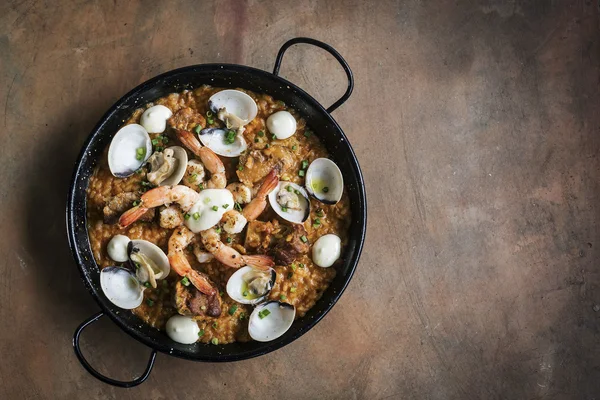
(1, 1, 598, 399)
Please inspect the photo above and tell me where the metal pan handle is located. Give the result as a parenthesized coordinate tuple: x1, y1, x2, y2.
(273, 37, 354, 114)
(73, 312, 157, 388)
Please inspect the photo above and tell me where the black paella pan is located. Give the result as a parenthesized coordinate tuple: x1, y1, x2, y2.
(67, 37, 367, 387)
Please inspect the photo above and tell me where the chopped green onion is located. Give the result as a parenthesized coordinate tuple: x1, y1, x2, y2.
(237, 165, 244, 171)
(258, 131, 265, 137)
(135, 147, 146, 161)
(212, 322, 218, 329)
(280, 295, 287, 300)
(184, 213, 191, 220)
(301, 160, 309, 169)
(228, 305, 238, 315)
(181, 276, 190, 286)
(224, 130, 236, 145)
(219, 291, 224, 297)
(146, 299, 154, 307)
(152, 138, 159, 145)
(239, 312, 246, 320)
(300, 235, 308, 243)
(143, 282, 151, 288)
(191, 173, 198, 180)
(162, 136, 169, 143)
(198, 329, 205, 337)
(222, 204, 229, 209)
(298, 170, 305, 177)
(323, 187, 329, 193)
(193, 212, 200, 220)
(254, 138, 259, 143)
(207, 118, 214, 124)
(243, 290, 249, 297)
(286, 185, 293, 192)
(215, 227, 222, 233)
(287, 272, 293, 279)
(211, 338, 219, 345)
(234, 202, 243, 212)
(194, 125, 202, 134)
(299, 263, 305, 268)
(258, 309, 271, 319)
(292, 145, 297, 151)
(277, 100, 285, 107)
(198, 183, 204, 189)
(265, 143, 270, 148)
(206, 110, 213, 117)
(226, 237, 232, 243)
(281, 206, 288, 212)
(156, 146, 164, 152)
(313, 218, 321, 226)
(291, 264, 297, 271)
(304, 129, 312, 137)
(133, 200, 140, 206)
(204, 197, 211, 204)
(211, 205, 218, 211)
(271, 134, 277, 140)
(294, 189, 301, 195)
(141, 181, 151, 186)
(290, 287, 297, 293)
(316, 209, 324, 217)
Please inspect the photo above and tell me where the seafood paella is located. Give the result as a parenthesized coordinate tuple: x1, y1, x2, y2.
(86, 86, 350, 345)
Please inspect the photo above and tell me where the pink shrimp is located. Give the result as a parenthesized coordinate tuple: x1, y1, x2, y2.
(241, 169, 279, 221)
(174, 129, 226, 189)
(118, 185, 200, 228)
(200, 228, 274, 270)
(168, 226, 222, 317)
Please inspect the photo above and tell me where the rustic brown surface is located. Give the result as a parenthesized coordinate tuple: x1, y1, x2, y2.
(1, 1, 599, 399)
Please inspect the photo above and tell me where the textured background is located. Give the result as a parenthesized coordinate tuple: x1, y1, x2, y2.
(1, 0, 599, 399)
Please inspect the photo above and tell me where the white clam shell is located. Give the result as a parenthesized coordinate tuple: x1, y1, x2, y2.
(140, 105, 173, 133)
(312, 234, 341, 268)
(268, 181, 310, 224)
(165, 315, 200, 344)
(226, 266, 276, 305)
(106, 234, 131, 262)
(198, 128, 248, 157)
(184, 189, 234, 233)
(158, 146, 188, 186)
(100, 266, 144, 310)
(305, 158, 344, 204)
(128, 239, 170, 282)
(267, 111, 297, 139)
(208, 89, 258, 125)
(108, 124, 152, 178)
(248, 301, 296, 342)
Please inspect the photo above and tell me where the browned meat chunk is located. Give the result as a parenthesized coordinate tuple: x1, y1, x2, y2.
(245, 220, 309, 265)
(168, 107, 206, 131)
(103, 192, 155, 224)
(174, 281, 221, 317)
(272, 224, 310, 265)
(237, 145, 294, 185)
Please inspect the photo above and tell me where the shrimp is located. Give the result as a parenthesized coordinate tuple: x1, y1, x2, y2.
(221, 210, 247, 234)
(118, 185, 200, 228)
(200, 228, 274, 270)
(174, 129, 226, 189)
(241, 169, 279, 221)
(226, 182, 252, 204)
(168, 226, 221, 317)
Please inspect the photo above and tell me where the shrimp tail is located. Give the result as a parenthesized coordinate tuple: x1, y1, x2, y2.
(175, 129, 203, 157)
(256, 169, 279, 198)
(241, 254, 275, 270)
(118, 206, 148, 228)
(188, 270, 218, 297)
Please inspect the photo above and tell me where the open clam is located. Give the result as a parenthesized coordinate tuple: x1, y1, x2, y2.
(226, 266, 276, 305)
(248, 301, 296, 342)
(305, 158, 344, 204)
(208, 89, 258, 130)
(100, 266, 144, 310)
(146, 146, 188, 186)
(198, 128, 248, 157)
(268, 181, 310, 224)
(108, 124, 152, 178)
(128, 240, 170, 289)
